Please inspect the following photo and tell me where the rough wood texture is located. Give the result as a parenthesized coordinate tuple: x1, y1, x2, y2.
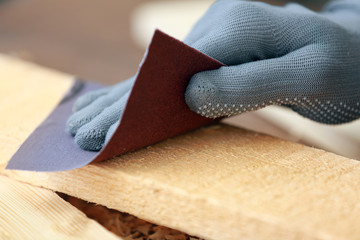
(1, 54, 360, 240)
(0, 175, 120, 240)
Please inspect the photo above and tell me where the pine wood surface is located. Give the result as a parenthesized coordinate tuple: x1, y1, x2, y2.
(1, 54, 360, 240)
(0, 175, 120, 240)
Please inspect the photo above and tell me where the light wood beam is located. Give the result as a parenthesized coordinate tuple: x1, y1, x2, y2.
(1, 54, 360, 240)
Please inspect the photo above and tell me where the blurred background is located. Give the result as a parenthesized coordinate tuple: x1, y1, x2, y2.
(0, 0, 330, 84)
(1, 0, 359, 160)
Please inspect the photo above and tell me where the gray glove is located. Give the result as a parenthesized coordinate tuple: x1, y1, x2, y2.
(185, 0, 360, 124)
(66, 77, 134, 151)
(66, 0, 360, 151)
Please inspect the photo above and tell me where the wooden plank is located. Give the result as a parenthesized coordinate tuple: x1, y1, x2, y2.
(0, 175, 120, 240)
(1, 54, 360, 240)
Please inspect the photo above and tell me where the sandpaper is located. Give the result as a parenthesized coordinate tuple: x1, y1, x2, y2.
(6, 30, 224, 172)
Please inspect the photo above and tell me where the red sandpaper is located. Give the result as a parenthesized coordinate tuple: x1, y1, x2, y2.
(94, 30, 224, 162)
(6, 30, 224, 171)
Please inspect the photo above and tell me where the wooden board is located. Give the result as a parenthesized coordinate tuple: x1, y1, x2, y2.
(1, 54, 360, 240)
(0, 175, 120, 240)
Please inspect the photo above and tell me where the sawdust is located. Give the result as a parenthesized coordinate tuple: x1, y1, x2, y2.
(59, 193, 205, 240)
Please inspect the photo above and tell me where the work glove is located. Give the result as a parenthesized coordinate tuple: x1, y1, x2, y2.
(66, 77, 134, 151)
(184, 0, 360, 124)
(66, 0, 360, 151)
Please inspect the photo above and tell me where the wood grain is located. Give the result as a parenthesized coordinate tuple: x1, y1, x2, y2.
(0, 175, 120, 240)
(1, 54, 360, 240)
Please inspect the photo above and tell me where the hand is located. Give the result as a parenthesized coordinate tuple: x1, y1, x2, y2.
(184, 0, 360, 124)
(66, 77, 134, 151)
(67, 0, 360, 151)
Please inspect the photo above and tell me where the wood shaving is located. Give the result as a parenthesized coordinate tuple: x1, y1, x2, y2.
(58, 193, 205, 240)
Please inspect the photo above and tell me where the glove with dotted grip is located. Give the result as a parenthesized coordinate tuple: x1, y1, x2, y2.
(184, 0, 360, 124)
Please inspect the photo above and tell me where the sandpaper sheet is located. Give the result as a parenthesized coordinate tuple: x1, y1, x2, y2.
(6, 30, 224, 172)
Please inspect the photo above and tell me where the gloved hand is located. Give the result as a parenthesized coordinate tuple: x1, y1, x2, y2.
(66, 0, 360, 151)
(66, 77, 134, 151)
(184, 0, 360, 124)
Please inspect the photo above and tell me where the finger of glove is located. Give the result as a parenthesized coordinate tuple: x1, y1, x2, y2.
(185, 45, 326, 119)
(74, 91, 130, 151)
(73, 86, 112, 112)
(73, 77, 135, 112)
(66, 78, 134, 136)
